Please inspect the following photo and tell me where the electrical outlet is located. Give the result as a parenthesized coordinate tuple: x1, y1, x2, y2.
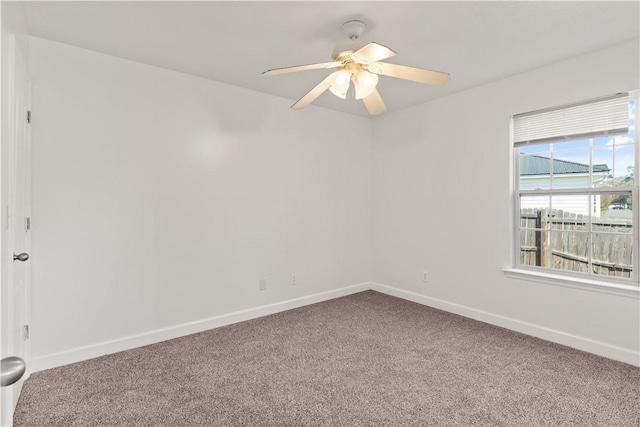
(259, 279, 267, 291)
(422, 271, 429, 283)
(291, 274, 297, 285)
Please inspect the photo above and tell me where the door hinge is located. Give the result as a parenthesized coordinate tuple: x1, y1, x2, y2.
(25, 217, 31, 231)
(23, 325, 29, 340)
(26, 110, 31, 124)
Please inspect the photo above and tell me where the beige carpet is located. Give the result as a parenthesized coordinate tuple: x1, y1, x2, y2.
(14, 291, 640, 426)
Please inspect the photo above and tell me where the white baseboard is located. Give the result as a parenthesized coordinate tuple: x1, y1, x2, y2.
(31, 282, 370, 372)
(370, 282, 640, 367)
(31, 281, 639, 372)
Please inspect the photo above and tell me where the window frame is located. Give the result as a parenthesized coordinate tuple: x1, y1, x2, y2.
(511, 92, 639, 288)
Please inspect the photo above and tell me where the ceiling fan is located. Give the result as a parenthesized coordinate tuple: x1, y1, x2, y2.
(263, 20, 451, 115)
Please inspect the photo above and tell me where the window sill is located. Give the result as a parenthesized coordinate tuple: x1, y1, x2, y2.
(502, 268, 640, 299)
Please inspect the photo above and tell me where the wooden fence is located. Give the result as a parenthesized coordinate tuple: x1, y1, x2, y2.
(520, 208, 632, 278)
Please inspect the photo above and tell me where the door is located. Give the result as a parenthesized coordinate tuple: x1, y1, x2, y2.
(1, 34, 31, 426)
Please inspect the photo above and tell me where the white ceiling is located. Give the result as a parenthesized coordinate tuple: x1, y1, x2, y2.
(22, 1, 640, 118)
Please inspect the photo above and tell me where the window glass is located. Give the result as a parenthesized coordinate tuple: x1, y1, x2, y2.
(614, 144, 635, 184)
(550, 194, 590, 230)
(519, 155, 552, 190)
(519, 229, 548, 268)
(519, 143, 551, 154)
(591, 233, 633, 279)
(514, 94, 636, 283)
(551, 149, 591, 189)
(552, 138, 590, 151)
(550, 231, 590, 274)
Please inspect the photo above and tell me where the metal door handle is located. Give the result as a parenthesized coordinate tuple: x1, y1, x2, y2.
(1, 357, 26, 387)
(13, 253, 29, 262)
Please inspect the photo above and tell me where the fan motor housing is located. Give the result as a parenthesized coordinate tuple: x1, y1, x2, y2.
(332, 39, 368, 61)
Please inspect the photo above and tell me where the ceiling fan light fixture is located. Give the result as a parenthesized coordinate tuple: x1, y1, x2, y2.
(334, 70, 350, 85)
(263, 19, 450, 115)
(329, 70, 350, 99)
(359, 70, 378, 87)
(353, 70, 378, 99)
(329, 85, 348, 99)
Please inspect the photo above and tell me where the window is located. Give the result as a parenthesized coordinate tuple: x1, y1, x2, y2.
(513, 92, 638, 284)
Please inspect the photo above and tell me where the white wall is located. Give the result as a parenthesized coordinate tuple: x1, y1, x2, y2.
(29, 37, 372, 368)
(372, 40, 640, 363)
(29, 35, 640, 370)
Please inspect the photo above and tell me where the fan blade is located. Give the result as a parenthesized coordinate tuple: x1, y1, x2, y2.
(368, 62, 450, 87)
(362, 88, 386, 115)
(291, 73, 336, 110)
(263, 61, 342, 76)
(352, 42, 396, 63)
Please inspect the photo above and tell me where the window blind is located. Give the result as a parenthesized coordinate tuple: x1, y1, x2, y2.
(513, 93, 628, 147)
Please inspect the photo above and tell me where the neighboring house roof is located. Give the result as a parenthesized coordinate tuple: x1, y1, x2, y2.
(521, 155, 610, 176)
